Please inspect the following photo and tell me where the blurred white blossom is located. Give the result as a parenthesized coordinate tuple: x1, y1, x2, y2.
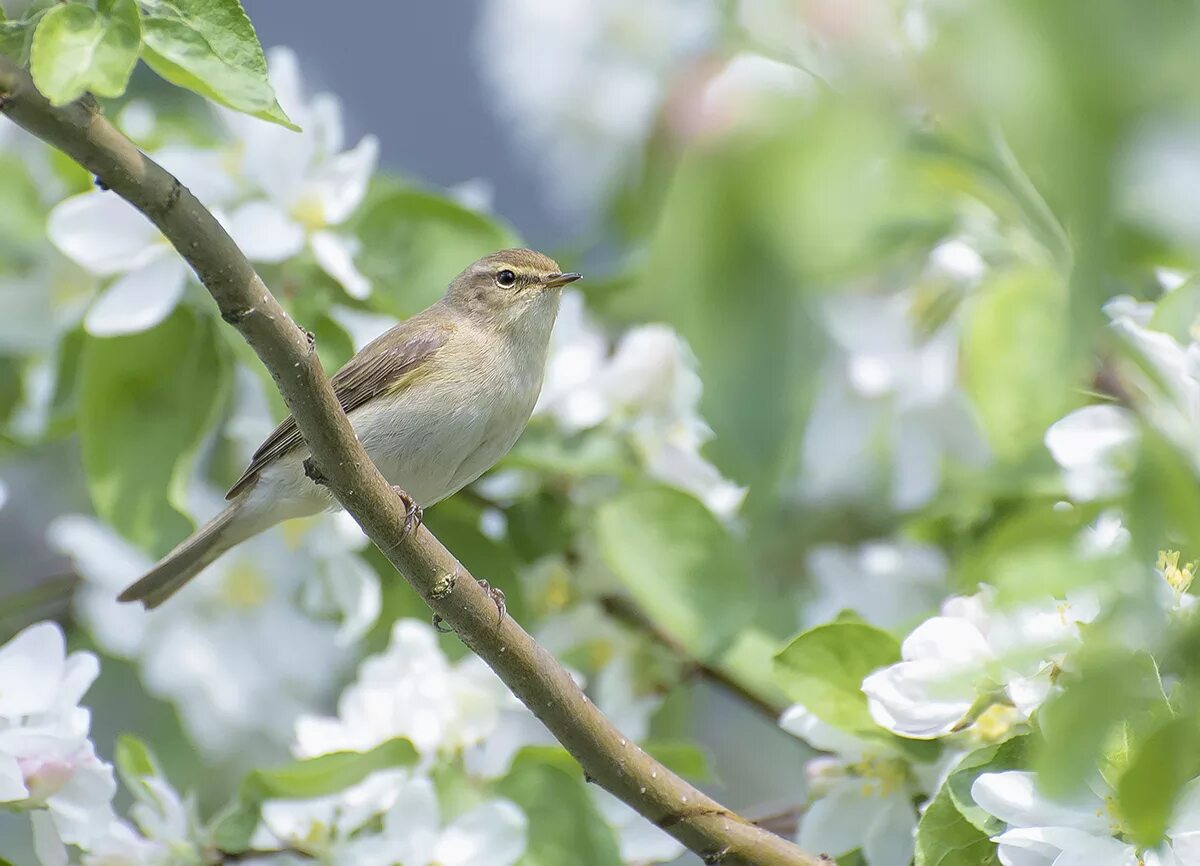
(294, 619, 510, 765)
(780, 705, 940, 866)
(1044, 405, 1139, 501)
(48, 493, 363, 758)
(477, 0, 717, 216)
(346, 777, 527, 866)
(862, 588, 1098, 739)
(251, 768, 413, 857)
(803, 540, 948, 630)
(800, 282, 988, 511)
(220, 48, 378, 300)
(0, 622, 116, 866)
(972, 771, 1200, 866)
(536, 292, 745, 517)
(83, 773, 202, 866)
(47, 191, 192, 337)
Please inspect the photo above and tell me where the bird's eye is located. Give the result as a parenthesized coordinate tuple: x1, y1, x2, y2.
(496, 269, 517, 288)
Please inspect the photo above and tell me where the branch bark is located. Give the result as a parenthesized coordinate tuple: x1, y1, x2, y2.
(0, 60, 822, 866)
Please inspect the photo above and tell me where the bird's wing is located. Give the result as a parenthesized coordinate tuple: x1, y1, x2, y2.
(225, 321, 450, 500)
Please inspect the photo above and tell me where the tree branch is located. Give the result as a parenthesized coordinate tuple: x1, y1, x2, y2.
(599, 595, 788, 725)
(0, 60, 822, 866)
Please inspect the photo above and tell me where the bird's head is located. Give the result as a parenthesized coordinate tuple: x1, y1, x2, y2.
(445, 248, 581, 329)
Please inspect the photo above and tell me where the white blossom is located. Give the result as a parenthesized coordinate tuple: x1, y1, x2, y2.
(780, 705, 934, 866)
(862, 588, 1098, 739)
(221, 47, 377, 299)
(345, 777, 527, 866)
(293, 619, 511, 765)
(972, 771, 1200, 866)
(47, 191, 191, 337)
(47, 491, 361, 758)
(536, 292, 745, 517)
(1044, 405, 1139, 501)
(800, 284, 989, 511)
(0, 622, 116, 866)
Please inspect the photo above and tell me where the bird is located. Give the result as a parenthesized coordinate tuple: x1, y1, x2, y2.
(118, 248, 580, 609)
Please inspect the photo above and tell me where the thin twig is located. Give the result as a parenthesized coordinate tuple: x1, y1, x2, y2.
(599, 594, 787, 724)
(0, 59, 819, 866)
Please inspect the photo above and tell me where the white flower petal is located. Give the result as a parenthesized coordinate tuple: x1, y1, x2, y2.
(0, 621, 65, 717)
(48, 194, 162, 275)
(1044, 406, 1138, 472)
(31, 810, 69, 866)
(308, 135, 379, 226)
(779, 704, 873, 757)
(971, 772, 1108, 834)
(381, 778, 440, 866)
(84, 252, 188, 337)
(226, 201, 306, 263)
(0, 750, 29, 802)
(435, 800, 527, 866)
(863, 793, 917, 866)
(311, 231, 371, 299)
(797, 782, 879, 858)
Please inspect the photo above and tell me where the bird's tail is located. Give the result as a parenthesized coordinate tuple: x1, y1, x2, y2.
(118, 500, 255, 609)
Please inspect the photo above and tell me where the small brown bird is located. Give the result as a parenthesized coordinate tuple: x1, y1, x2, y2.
(119, 249, 580, 608)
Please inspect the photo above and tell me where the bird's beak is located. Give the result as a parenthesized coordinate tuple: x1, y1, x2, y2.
(545, 272, 582, 288)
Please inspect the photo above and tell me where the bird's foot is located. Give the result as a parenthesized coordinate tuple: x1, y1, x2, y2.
(392, 486, 424, 539)
(476, 578, 507, 625)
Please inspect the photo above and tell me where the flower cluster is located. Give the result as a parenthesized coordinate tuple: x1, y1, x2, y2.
(532, 291, 745, 518)
(0, 623, 116, 865)
(45, 47, 377, 340)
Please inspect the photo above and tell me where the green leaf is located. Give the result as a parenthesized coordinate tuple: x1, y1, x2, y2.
(138, 0, 295, 129)
(773, 621, 899, 736)
(946, 736, 1030, 834)
(914, 785, 999, 866)
(211, 738, 419, 852)
(595, 484, 753, 660)
(114, 734, 160, 793)
(79, 308, 230, 555)
(1035, 651, 1171, 798)
(495, 754, 623, 866)
(1117, 714, 1200, 847)
(1149, 277, 1200, 341)
(962, 266, 1074, 460)
(29, 0, 141, 104)
(354, 189, 519, 316)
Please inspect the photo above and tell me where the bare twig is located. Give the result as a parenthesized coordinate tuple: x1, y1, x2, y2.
(599, 595, 787, 724)
(0, 60, 820, 866)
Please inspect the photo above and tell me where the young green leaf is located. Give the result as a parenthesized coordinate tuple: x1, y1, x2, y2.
(914, 785, 999, 866)
(79, 308, 230, 556)
(595, 484, 753, 660)
(1117, 714, 1200, 847)
(773, 621, 900, 736)
(29, 0, 141, 105)
(137, 0, 296, 129)
(211, 738, 419, 852)
(945, 736, 1030, 834)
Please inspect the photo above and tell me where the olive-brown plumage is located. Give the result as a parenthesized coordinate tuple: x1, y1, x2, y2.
(119, 249, 580, 608)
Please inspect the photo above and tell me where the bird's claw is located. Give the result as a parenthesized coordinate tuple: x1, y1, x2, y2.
(432, 613, 452, 633)
(476, 578, 507, 625)
(393, 486, 424, 539)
